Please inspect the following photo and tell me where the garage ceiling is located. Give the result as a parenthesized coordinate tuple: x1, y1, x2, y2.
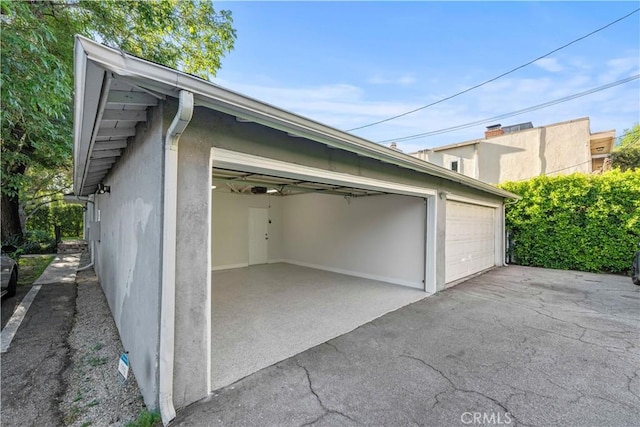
(212, 168, 390, 197)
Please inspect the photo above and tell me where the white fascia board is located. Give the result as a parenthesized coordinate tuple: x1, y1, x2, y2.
(446, 194, 502, 209)
(74, 39, 108, 195)
(212, 148, 437, 198)
(74, 35, 518, 200)
(73, 39, 87, 190)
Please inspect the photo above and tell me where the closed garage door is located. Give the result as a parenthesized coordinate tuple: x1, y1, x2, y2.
(446, 200, 495, 283)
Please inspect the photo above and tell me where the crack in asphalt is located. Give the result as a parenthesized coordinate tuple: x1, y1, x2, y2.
(460, 290, 638, 355)
(295, 359, 358, 426)
(484, 282, 544, 297)
(58, 284, 78, 425)
(627, 370, 640, 401)
(323, 341, 352, 364)
(398, 354, 522, 426)
(569, 391, 638, 411)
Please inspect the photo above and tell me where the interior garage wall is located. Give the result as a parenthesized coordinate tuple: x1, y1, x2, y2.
(93, 104, 164, 410)
(211, 192, 283, 269)
(281, 193, 425, 288)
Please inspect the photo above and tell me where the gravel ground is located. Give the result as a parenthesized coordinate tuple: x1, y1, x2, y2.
(61, 253, 148, 426)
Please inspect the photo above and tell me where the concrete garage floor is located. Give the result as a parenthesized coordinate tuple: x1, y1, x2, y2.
(178, 265, 640, 427)
(211, 263, 427, 391)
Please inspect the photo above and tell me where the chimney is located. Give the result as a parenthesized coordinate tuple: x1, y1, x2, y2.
(485, 124, 504, 138)
(389, 142, 402, 152)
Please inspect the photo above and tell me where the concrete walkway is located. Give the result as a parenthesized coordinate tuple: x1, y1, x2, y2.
(1, 254, 80, 426)
(173, 266, 640, 427)
(33, 254, 81, 285)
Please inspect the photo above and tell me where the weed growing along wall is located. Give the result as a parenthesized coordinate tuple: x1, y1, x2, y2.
(499, 170, 640, 273)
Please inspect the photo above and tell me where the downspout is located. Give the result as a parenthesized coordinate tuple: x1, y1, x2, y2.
(159, 90, 194, 425)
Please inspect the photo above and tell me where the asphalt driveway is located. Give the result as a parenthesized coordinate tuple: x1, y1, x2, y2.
(172, 266, 640, 427)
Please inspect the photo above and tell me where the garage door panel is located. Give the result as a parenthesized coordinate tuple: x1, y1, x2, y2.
(446, 201, 495, 283)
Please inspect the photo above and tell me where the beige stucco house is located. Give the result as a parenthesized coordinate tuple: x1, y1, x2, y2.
(411, 118, 615, 184)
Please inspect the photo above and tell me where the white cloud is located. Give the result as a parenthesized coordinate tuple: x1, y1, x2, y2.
(367, 74, 416, 86)
(212, 59, 639, 155)
(598, 55, 640, 83)
(212, 77, 423, 130)
(534, 57, 564, 73)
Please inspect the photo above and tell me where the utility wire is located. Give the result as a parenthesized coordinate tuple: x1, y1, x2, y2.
(347, 8, 640, 132)
(378, 74, 640, 144)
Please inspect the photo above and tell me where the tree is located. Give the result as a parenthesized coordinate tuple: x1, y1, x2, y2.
(1, 0, 236, 243)
(611, 124, 640, 171)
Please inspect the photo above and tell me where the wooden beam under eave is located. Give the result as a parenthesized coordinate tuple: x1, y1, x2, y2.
(96, 127, 136, 138)
(106, 90, 159, 106)
(101, 109, 148, 122)
(93, 140, 128, 150)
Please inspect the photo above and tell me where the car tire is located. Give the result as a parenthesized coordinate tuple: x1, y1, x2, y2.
(7, 269, 17, 297)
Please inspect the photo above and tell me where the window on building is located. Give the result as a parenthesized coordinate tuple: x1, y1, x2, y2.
(451, 160, 459, 172)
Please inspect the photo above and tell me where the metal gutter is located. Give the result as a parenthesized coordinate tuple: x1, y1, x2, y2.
(74, 36, 519, 200)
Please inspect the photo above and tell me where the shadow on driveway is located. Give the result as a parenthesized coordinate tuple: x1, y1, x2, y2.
(173, 266, 640, 427)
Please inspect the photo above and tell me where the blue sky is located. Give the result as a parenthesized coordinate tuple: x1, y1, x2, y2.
(214, 1, 640, 153)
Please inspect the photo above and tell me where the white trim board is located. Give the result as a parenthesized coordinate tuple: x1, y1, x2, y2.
(447, 194, 501, 209)
(212, 148, 437, 199)
(212, 263, 249, 272)
(281, 259, 424, 290)
(211, 259, 284, 272)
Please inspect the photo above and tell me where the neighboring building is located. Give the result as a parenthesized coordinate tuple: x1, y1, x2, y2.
(410, 118, 615, 184)
(72, 36, 517, 423)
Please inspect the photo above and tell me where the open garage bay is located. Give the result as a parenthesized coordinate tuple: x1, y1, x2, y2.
(210, 263, 426, 390)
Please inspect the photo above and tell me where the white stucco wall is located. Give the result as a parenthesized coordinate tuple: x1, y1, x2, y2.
(543, 119, 591, 176)
(482, 119, 591, 183)
(211, 191, 283, 269)
(281, 193, 426, 288)
(414, 146, 478, 178)
(479, 128, 542, 183)
(93, 105, 164, 409)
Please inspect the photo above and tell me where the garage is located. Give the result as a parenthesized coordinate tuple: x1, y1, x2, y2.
(210, 148, 434, 389)
(72, 36, 519, 421)
(445, 199, 498, 284)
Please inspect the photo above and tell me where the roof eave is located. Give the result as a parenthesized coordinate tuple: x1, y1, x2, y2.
(74, 35, 518, 200)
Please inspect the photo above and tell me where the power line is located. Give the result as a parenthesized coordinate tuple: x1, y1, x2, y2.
(378, 74, 640, 144)
(347, 7, 640, 132)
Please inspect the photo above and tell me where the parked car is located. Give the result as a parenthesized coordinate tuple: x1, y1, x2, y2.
(633, 243, 640, 286)
(1, 254, 18, 298)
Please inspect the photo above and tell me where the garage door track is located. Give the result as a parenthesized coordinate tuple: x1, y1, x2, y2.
(173, 266, 640, 426)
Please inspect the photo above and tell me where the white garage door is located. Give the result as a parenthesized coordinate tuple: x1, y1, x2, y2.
(446, 201, 495, 283)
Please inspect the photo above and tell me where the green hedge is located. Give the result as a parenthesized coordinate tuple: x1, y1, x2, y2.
(499, 170, 640, 273)
(26, 202, 84, 238)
